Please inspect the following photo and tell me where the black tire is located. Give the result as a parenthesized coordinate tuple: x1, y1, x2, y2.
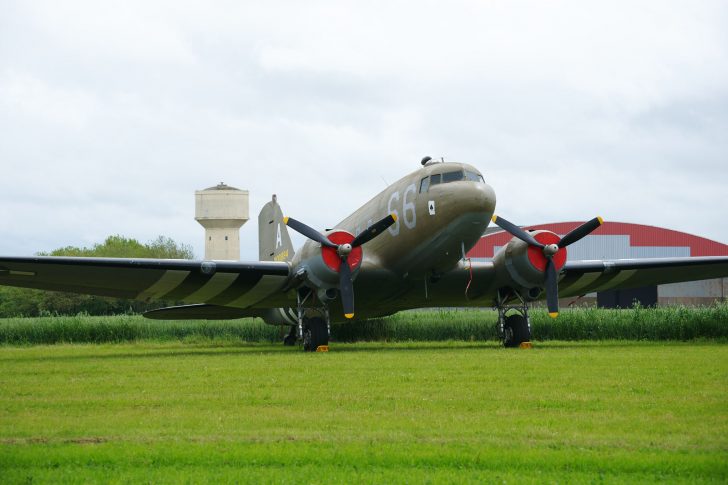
(502, 314, 531, 348)
(302, 317, 329, 352)
(283, 326, 297, 346)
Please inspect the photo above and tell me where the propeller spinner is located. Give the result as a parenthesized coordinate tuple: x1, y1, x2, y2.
(491, 215, 604, 318)
(284, 213, 397, 319)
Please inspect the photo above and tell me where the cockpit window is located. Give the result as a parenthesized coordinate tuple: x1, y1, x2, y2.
(419, 176, 430, 193)
(421, 170, 483, 193)
(465, 170, 485, 183)
(442, 170, 464, 183)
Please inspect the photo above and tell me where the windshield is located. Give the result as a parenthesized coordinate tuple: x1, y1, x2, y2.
(420, 169, 485, 192)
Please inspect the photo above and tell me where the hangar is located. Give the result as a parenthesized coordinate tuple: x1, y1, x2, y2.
(466, 222, 728, 307)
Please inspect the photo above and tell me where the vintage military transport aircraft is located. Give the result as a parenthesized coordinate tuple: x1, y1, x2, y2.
(2, 157, 728, 351)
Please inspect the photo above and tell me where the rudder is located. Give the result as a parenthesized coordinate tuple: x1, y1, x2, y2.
(259, 195, 295, 262)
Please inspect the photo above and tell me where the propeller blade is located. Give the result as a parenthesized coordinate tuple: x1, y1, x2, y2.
(284, 217, 337, 248)
(351, 214, 397, 247)
(339, 259, 355, 319)
(491, 215, 544, 248)
(545, 258, 559, 318)
(558, 217, 604, 248)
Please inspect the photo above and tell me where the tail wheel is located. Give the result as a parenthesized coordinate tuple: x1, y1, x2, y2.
(302, 317, 328, 352)
(503, 314, 530, 348)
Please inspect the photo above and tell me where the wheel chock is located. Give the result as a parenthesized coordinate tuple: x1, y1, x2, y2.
(519, 342, 533, 349)
(316, 345, 329, 352)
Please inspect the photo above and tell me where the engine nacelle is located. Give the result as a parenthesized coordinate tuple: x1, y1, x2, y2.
(260, 307, 299, 326)
(292, 229, 363, 291)
(492, 230, 567, 298)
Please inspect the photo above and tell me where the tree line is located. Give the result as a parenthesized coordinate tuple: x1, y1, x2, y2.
(0, 235, 194, 317)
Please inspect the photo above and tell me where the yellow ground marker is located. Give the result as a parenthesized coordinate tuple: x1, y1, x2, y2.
(519, 342, 533, 349)
(316, 345, 329, 352)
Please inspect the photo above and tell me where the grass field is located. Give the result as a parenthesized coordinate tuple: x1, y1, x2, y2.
(1, 341, 727, 483)
(1, 303, 727, 345)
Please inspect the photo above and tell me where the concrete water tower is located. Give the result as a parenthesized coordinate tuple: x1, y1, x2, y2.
(195, 183, 249, 260)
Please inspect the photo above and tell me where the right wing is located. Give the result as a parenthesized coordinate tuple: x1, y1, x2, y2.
(558, 256, 728, 297)
(0, 256, 293, 308)
(427, 256, 728, 307)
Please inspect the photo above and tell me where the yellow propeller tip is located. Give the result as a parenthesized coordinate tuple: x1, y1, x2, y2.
(390, 213, 398, 222)
(283, 216, 289, 224)
(345, 313, 355, 319)
(549, 312, 559, 319)
(491, 215, 498, 223)
(597, 216, 604, 225)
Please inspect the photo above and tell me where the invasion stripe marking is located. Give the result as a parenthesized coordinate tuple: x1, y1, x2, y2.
(593, 269, 638, 292)
(182, 272, 239, 303)
(560, 272, 602, 295)
(160, 271, 215, 301)
(225, 274, 288, 309)
(206, 273, 266, 306)
(276, 307, 298, 326)
(136, 270, 190, 301)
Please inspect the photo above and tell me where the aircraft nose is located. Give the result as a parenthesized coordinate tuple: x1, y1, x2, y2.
(463, 182, 496, 217)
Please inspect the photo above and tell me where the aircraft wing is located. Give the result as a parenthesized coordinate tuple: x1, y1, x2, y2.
(0, 256, 292, 308)
(558, 256, 728, 297)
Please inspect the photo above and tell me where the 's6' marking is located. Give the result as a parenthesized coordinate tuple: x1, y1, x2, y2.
(388, 183, 417, 236)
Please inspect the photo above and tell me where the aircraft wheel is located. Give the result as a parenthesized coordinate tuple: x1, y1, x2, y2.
(302, 317, 328, 352)
(283, 326, 297, 346)
(503, 314, 530, 348)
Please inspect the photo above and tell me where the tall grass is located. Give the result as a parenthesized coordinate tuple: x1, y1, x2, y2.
(0, 314, 280, 345)
(0, 304, 726, 345)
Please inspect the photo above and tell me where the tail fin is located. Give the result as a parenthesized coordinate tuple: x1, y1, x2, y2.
(258, 195, 295, 262)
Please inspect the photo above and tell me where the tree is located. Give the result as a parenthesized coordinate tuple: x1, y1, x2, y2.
(0, 236, 194, 317)
(40, 235, 194, 259)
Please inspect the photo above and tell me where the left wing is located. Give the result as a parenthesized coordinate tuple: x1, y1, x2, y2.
(0, 256, 292, 308)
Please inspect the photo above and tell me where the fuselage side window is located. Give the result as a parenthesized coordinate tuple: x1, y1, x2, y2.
(419, 176, 430, 193)
(442, 171, 464, 184)
(430, 173, 441, 187)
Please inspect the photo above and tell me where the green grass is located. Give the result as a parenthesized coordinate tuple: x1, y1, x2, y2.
(1, 304, 727, 345)
(1, 341, 727, 483)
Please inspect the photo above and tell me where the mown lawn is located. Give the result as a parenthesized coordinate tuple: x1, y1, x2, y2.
(1, 341, 727, 483)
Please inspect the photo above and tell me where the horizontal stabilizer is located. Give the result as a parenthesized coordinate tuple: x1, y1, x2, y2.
(143, 304, 258, 320)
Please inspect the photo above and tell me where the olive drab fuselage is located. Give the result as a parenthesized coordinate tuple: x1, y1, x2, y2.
(289, 161, 497, 321)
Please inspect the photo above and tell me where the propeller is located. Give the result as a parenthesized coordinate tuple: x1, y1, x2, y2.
(284, 213, 397, 319)
(491, 215, 604, 318)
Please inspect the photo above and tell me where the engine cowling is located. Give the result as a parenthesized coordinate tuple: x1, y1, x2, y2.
(493, 230, 568, 296)
(294, 229, 363, 300)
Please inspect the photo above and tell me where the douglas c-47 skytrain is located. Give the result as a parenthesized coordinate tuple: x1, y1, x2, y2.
(2, 157, 728, 351)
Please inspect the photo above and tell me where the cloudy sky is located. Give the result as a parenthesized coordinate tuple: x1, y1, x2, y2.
(1, 0, 727, 259)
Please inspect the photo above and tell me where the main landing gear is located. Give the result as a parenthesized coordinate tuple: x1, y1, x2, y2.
(284, 289, 330, 352)
(496, 290, 532, 348)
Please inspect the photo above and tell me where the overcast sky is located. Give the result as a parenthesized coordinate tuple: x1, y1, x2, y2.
(1, 0, 727, 260)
